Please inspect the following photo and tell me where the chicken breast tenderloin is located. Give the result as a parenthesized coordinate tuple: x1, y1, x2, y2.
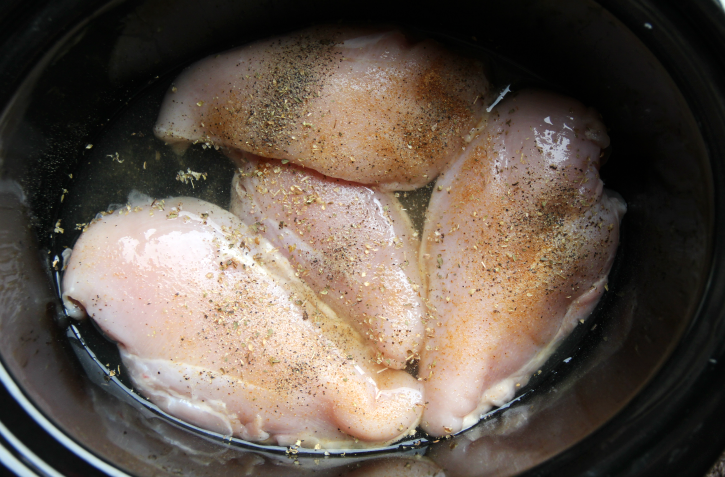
(229, 152, 425, 369)
(419, 89, 626, 436)
(154, 25, 489, 190)
(61, 197, 423, 448)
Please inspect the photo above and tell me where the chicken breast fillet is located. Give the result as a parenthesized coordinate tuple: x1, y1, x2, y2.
(419, 89, 626, 436)
(229, 152, 426, 369)
(154, 25, 489, 190)
(61, 197, 423, 448)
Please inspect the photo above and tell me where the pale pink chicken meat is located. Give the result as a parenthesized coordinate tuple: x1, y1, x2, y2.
(229, 152, 425, 369)
(153, 25, 489, 190)
(61, 197, 423, 448)
(419, 89, 626, 436)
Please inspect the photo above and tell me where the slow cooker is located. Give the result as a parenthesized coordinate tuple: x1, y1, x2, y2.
(1, 0, 724, 475)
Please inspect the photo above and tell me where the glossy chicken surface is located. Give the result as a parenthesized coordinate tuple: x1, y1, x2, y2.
(61, 197, 423, 448)
(154, 25, 489, 190)
(229, 152, 425, 369)
(419, 90, 626, 436)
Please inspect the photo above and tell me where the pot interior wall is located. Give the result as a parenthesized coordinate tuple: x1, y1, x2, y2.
(0, 0, 712, 476)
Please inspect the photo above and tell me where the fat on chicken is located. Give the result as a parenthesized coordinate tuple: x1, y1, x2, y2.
(153, 25, 489, 190)
(229, 152, 425, 369)
(61, 197, 423, 448)
(419, 89, 626, 436)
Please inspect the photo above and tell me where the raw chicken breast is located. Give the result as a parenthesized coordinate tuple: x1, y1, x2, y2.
(61, 197, 423, 448)
(229, 152, 425, 369)
(419, 89, 626, 436)
(154, 25, 489, 190)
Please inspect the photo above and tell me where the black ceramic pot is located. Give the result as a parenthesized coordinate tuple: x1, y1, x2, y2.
(0, 0, 724, 475)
